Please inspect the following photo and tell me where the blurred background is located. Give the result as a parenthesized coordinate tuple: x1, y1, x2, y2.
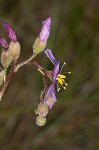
(0, 0, 99, 149)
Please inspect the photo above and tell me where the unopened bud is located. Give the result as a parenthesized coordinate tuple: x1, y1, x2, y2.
(3, 22, 17, 42)
(1, 51, 12, 68)
(33, 37, 46, 54)
(36, 116, 46, 126)
(0, 68, 6, 85)
(33, 18, 51, 54)
(8, 41, 20, 60)
(34, 109, 38, 115)
(38, 102, 49, 117)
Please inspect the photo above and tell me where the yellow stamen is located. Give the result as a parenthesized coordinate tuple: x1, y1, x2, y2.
(58, 74, 66, 79)
(64, 87, 66, 90)
(56, 72, 70, 91)
(57, 87, 60, 92)
(68, 71, 71, 74)
(57, 78, 63, 85)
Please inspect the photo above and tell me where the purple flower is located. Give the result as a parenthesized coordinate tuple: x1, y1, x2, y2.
(44, 49, 60, 109)
(2, 22, 17, 42)
(44, 49, 70, 109)
(39, 18, 51, 42)
(0, 36, 8, 50)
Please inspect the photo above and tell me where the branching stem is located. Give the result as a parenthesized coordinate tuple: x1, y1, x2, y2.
(0, 54, 50, 101)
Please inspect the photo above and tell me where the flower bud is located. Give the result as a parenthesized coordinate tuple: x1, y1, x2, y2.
(33, 18, 51, 54)
(33, 37, 47, 54)
(8, 41, 20, 60)
(3, 22, 17, 42)
(0, 68, 6, 85)
(40, 18, 51, 42)
(36, 116, 46, 126)
(38, 102, 49, 117)
(34, 109, 38, 115)
(1, 51, 12, 68)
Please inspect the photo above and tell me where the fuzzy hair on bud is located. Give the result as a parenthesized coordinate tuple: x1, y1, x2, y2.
(37, 102, 49, 117)
(33, 37, 47, 54)
(36, 116, 46, 126)
(1, 51, 12, 68)
(0, 68, 6, 85)
(8, 41, 20, 60)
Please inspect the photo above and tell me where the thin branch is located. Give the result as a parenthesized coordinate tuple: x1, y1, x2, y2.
(14, 53, 37, 72)
(0, 53, 51, 102)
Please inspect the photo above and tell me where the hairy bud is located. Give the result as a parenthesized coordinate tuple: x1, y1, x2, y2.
(33, 37, 47, 54)
(8, 41, 20, 60)
(33, 18, 51, 54)
(36, 116, 46, 126)
(38, 102, 49, 117)
(0, 68, 6, 85)
(1, 51, 12, 68)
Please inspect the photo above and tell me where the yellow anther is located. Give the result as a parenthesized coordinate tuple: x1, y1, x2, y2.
(64, 82, 68, 86)
(59, 74, 66, 79)
(57, 78, 63, 85)
(56, 70, 71, 91)
(68, 71, 71, 74)
(64, 87, 66, 90)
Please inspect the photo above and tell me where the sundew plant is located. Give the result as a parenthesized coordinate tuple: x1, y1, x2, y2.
(0, 18, 71, 126)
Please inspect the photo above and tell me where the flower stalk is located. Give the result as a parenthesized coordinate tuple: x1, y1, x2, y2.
(0, 17, 71, 126)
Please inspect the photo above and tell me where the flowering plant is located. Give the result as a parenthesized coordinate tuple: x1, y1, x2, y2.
(0, 18, 71, 126)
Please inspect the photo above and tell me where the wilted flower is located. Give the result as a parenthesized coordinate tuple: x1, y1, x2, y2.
(33, 18, 51, 54)
(37, 102, 49, 117)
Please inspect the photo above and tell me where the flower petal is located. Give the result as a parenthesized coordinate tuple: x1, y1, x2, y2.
(0, 36, 8, 50)
(44, 84, 53, 103)
(52, 60, 60, 83)
(39, 18, 51, 42)
(3, 22, 17, 42)
(45, 49, 57, 66)
(52, 89, 57, 102)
